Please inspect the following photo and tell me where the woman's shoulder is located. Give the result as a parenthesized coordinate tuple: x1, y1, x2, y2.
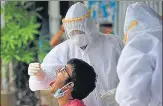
(73, 99, 85, 106)
(64, 99, 86, 106)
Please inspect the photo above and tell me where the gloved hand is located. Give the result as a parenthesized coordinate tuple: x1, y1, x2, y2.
(28, 62, 45, 80)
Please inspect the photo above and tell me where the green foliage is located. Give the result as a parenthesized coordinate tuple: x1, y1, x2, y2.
(1, 1, 41, 64)
(38, 36, 51, 62)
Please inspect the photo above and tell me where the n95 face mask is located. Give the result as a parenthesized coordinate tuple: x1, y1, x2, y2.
(71, 34, 89, 48)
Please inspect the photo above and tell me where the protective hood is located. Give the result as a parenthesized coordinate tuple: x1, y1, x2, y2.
(123, 2, 162, 44)
(62, 2, 99, 45)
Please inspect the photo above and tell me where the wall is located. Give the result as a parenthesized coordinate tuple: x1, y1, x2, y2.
(48, 1, 61, 39)
(84, 1, 162, 38)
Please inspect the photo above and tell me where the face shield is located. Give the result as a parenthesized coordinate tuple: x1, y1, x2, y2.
(63, 11, 93, 48)
(123, 2, 162, 45)
(123, 21, 138, 44)
(62, 2, 98, 49)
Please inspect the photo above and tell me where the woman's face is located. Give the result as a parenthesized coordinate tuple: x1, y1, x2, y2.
(50, 64, 72, 94)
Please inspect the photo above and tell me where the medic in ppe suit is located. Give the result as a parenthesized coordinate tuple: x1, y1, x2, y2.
(28, 2, 124, 106)
(116, 2, 162, 106)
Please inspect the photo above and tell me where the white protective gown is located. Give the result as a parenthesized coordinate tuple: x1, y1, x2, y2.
(116, 2, 162, 106)
(29, 2, 124, 106)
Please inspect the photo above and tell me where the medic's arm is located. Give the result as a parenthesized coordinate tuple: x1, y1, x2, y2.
(29, 45, 65, 91)
(115, 34, 155, 106)
(50, 25, 64, 47)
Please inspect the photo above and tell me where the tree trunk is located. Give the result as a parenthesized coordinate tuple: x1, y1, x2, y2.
(1, 60, 9, 92)
(1, 60, 16, 106)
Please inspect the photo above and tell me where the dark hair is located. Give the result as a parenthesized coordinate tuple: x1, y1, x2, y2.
(66, 58, 97, 100)
(100, 23, 113, 28)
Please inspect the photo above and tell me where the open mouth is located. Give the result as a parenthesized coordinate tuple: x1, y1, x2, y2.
(49, 81, 56, 87)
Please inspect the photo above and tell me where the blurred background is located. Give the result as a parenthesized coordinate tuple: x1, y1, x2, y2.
(1, 1, 162, 106)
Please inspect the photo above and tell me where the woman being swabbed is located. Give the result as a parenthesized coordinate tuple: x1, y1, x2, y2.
(49, 58, 97, 106)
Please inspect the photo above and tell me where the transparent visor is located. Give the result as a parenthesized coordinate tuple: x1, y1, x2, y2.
(69, 30, 85, 38)
(63, 18, 91, 41)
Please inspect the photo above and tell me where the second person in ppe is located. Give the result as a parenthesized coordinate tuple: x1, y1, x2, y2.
(116, 2, 162, 106)
(28, 2, 124, 106)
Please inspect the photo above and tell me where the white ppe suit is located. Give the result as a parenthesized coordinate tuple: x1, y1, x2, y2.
(116, 2, 162, 106)
(29, 2, 124, 106)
